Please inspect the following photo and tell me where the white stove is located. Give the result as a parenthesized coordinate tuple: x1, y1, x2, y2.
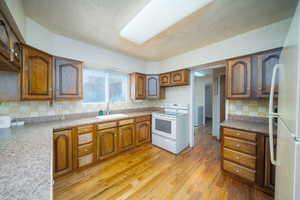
(152, 104, 189, 154)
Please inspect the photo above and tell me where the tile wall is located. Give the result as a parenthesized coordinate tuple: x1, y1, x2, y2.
(227, 99, 269, 118)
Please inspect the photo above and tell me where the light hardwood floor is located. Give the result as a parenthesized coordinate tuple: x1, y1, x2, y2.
(54, 127, 273, 200)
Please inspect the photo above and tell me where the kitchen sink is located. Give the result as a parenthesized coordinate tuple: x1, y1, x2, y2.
(96, 113, 128, 120)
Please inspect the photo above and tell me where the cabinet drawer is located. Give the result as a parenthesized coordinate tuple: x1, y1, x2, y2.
(96, 121, 117, 130)
(135, 115, 151, 123)
(223, 160, 255, 182)
(78, 154, 93, 168)
(119, 118, 134, 126)
(223, 128, 256, 142)
(224, 137, 256, 155)
(77, 125, 93, 134)
(223, 148, 256, 169)
(78, 143, 93, 157)
(78, 132, 93, 145)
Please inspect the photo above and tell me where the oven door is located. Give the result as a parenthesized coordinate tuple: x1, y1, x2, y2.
(152, 115, 176, 139)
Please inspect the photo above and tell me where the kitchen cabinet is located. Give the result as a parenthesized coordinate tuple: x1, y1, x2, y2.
(54, 57, 83, 100)
(53, 130, 73, 178)
(263, 137, 276, 192)
(256, 49, 281, 98)
(160, 73, 171, 86)
(21, 44, 53, 100)
(146, 75, 160, 99)
(130, 72, 146, 100)
(170, 69, 190, 86)
(96, 128, 118, 160)
(227, 56, 252, 98)
(118, 124, 136, 152)
(136, 120, 151, 145)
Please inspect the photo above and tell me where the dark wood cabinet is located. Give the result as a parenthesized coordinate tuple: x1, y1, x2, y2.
(227, 56, 252, 98)
(146, 75, 160, 99)
(130, 72, 146, 100)
(256, 49, 281, 98)
(21, 45, 53, 100)
(160, 73, 171, 86)
(53, 130, 73, 178)
(54, 57, 83, 100)
(170, 69, 190, 86)
(118, 124, 135, 152)
(96, 128, 118, 160)
(264, 137, 276, 192)
(136, 120, 151, 145)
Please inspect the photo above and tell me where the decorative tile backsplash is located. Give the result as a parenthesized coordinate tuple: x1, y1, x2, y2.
(227, 99, 269, 118)
(0, 100, 165, 119)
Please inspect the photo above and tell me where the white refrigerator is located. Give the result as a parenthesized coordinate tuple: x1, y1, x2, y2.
(269, 1, 300, 199)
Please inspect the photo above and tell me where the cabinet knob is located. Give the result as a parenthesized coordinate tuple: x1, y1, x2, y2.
(235, 169, 240, 173)
(236, 156, 240, 160)
(235, 144, 240, 147)
(85, 149, 88, 152)
(236, 133, 240, 136)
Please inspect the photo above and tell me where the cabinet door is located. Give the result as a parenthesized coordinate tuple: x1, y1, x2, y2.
(21, 45, 53, 100)
(256, 49, 281, 98)
(171, 69, 190, 86)
(136, 121, 151, 145)
(227, 57, 251, 98)
(130, 73, 146, 100)
(264, 137, 276, 190)
(160, 73, 171, 86)
(55, 57, 83, 99)
(0, 14, 11, 62)
(53, 130, 73, 177)
(146, 75, 160, 99)
(118, 124, 135, 152)
(96, 128, 118, 160)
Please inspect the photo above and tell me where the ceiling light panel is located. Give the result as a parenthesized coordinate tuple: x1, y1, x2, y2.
(120, 0, 215, 44)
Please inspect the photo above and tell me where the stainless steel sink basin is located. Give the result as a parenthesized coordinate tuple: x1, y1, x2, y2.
(96, 114, 128, 120)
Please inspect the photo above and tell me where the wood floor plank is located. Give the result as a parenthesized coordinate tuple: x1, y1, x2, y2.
(54, 125, 273, 200)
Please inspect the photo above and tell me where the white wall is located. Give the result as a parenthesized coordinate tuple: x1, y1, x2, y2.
(4, 0, 26, 38)
(25, 18, 147, 73)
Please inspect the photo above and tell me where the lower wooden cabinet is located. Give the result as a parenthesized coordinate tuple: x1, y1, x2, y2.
(118, 124, 136, 152)
(96, 128, 118, 160)
(264, 137, 276, 191)
(53, 130, 73, 178)
(136, 121, 151, 145)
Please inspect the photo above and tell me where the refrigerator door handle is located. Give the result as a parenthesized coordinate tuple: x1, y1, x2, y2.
(268, 64, 280, 166)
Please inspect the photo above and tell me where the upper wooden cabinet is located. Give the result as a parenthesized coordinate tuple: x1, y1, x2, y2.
(227, 56, 252, 98)
(96, 128, 118, 160)
(160, 73, 171, 86)
(256, 49, 280, 98)
(21, 44, 53, 100)
(54, 57, 83, 100)
(146, 75, 160, 99)
(130, 72, 146, 100)
(53, 130, 73, 178)
(171, 69, 190, 86)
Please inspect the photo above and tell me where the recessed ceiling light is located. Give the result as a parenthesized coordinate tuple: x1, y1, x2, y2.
(120, 0, 214, 44)
(194, 71, 206, 77)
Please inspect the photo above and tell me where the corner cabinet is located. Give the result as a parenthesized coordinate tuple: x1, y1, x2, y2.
(54, 57, 83, 100)
(96, 128, 118, 160)
(130, 73, 146, 100)
(53, 130, 73, 178)
(21, 45, 53, 100)
(146, 75, 160, 99)
(226, 56, 252, 98)
(256, 49, 281, 98)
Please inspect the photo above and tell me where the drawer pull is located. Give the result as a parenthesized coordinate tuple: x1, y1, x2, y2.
(235, 169, 240, 173)
(85, 149, 88, 152)
(235, 144, 240, 147)
(236, 156, 240, 160)
(236, 133, 240, 136)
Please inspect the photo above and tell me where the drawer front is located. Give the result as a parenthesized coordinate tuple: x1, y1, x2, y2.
(77, 125, 93, 134)
(224, 128, 256, 142)
(78, 132, 93, 145)
(223, 160, 255, 182)
(78, 154, 93, 168)
(135, 115, 151, 123)
(78, 143, 93, 157)
(223, 148, 256, 169)
(224, 137, 256, 155)
(119, 119, 134, 126)
(96, 121, 117, 130)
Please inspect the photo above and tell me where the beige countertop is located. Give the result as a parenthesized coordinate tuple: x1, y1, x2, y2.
(221, 119, 276, 135)
(0, 111, 152, 200)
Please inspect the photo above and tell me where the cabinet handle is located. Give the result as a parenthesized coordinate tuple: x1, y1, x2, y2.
(235, 156, 240, 160)
(236, 133, 240, 136)
(85, 149, 88, 152)
(235, 169, 240, 173)
(235, 144, 240, 147)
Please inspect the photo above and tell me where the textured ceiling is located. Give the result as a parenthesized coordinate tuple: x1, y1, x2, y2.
(24, 0, 297, 61)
